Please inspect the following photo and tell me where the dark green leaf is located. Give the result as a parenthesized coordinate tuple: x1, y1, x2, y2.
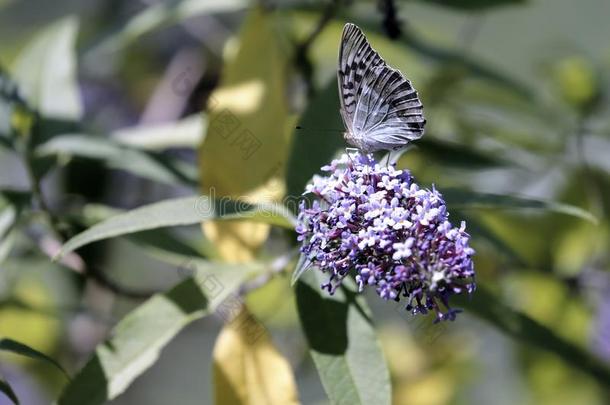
(286, 79, 344, 200)
(0, 338, 69, 379)
(296, 270, 391, 405)
(0, 189, 31, 212)
(454, 286, 610, 388)
(57, 262, 264, 405)
(56, 196, 295, 259)
(417, 137, 510, 169)
(458, 212, 528, 268)
(443, 188, 597, 223)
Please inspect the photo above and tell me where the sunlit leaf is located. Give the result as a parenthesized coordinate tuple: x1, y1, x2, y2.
(56, 196, 295, 259)
(199, 8, 293, 262)
(0, 262, 63, 359)
(11, 17, 81, 120)
(213, 306, 300, 405)
(0, 338, 69, 379)
(296, 270, 391, 405)
(0, 205, 16, 238)
(57, 262, 264, 404)
(443, 188, 597, 223)
(112, 114, 204, 151)
(454, 286, 610, 389)
(35, 134, 199, 186)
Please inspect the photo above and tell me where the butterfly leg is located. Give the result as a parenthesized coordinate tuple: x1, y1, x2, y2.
(383, 152, 392, 167)
(344, 147, 360, 163)
(387, 145, 414, 166)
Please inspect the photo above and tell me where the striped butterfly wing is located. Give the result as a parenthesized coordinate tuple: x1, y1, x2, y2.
(354, 65, 425, 151)
(338, 23, 384, 134)
(338, 23, 425, 152)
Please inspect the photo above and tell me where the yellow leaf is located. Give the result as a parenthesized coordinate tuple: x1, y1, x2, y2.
(213, 306, 300, 405)
(198, 8, 292, 262)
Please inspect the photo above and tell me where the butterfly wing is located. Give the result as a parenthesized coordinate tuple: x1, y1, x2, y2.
(338, 23, 425, 152)
(354, 65, 425, 151)
(337, 23, 384, 134)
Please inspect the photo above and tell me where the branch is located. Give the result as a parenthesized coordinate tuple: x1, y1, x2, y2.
(295, 0, 342, 96)
(239, 250, 298, 295)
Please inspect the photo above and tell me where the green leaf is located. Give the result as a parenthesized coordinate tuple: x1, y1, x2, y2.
(454, 286, 610, 388)
(290, 252, 311, 286)
(89, 0, 247, 56)
(296, 270, 391, 405)
(0, 205, 16, 238)
(112, 114, 204, 151)
(218, 201, 297, 229)
(458, 212, 528, 268)
(443, 188, 597, 223)
(73, 203, 221, 263)
(0, 338, 69, 379)
(0, 189, 31, 211)
(35, 134, 199, 186)
(56, 196, 295, 259)
(0, 373, 19, 405)
(416, 137, 510, 169)
(286, 79, 344, 200)
(11, 17, 81, 120)
(419, 0, 526, 10)
(57, 262, 263, 404)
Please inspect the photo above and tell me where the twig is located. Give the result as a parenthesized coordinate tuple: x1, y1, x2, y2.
(86, 265, 159, 300)
(239, 250, 298, 295)
(19, 118, 157, 300)
(378, 0, 402, 39)
(575, 114, 604, 217)
(295, 0, 341, 96)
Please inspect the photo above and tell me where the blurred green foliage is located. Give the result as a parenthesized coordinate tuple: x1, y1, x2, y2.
(0, 1, 609, 404)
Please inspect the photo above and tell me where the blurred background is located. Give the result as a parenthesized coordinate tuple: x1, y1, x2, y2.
(1, 0, 609, 404)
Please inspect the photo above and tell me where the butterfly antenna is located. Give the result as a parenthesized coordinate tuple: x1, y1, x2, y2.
(295, 126, 344, 133)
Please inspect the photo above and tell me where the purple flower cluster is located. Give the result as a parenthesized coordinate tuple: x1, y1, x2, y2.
(296, 152, 475, 322)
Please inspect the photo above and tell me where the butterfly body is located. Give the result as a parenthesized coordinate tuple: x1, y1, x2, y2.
(338, 23, 426, 153)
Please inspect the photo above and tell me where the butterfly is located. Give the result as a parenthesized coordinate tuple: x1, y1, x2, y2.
(338, 23, 426, 153)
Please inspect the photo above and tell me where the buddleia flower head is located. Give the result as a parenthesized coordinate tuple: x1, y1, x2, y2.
(296, 152, 475, 322)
